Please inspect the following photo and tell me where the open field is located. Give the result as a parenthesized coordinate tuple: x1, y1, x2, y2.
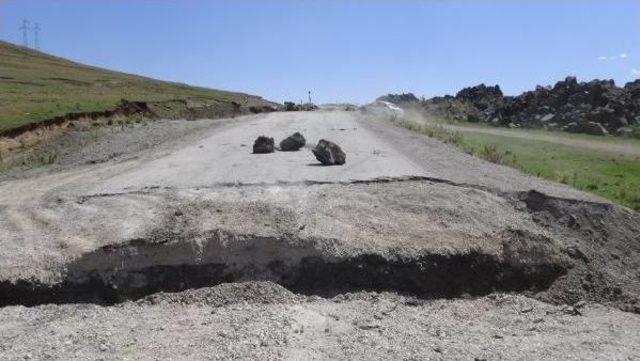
(0, 41, 258, 133)
(393, 116, 640, 211)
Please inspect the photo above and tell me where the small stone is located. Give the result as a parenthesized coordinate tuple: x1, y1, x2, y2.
(562, 305, 581, 316)
(574, 301, 587, 309)
(520, 306, 534, 313)
(99, 344, 108, 352)
(567, 214, 579, 228)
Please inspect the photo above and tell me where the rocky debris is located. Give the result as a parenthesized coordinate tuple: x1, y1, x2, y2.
(283, 101, 318, 111)
(252, 136, 274, 154)
(412, 76, 640, 136)
(562, 304, 582, 316)
(3, 291, 640, 360)
(300, 103, 319, 111)
(139, 281, 300, 307)
(376, 93, 420, 105)
(312, 139, 346, 165)
(248, 105, 279, 114)
(284, 101, 298, 111)
(564, 121, 609, 136)
(456, 84, 503, 101)
(279, 132, 306, 151)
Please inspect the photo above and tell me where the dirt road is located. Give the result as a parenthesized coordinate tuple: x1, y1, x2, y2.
(441, 123, 640, 157)
(1, 110, 639, 360)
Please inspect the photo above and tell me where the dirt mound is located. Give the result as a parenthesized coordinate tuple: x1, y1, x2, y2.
(514, 190, 640, 313)
(138, 281, 301, 306)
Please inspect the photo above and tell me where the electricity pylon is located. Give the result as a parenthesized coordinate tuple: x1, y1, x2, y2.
(19, 19, 29, 47)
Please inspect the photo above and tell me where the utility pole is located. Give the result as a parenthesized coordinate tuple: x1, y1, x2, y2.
(33, 22, 40, 50)
(19, 19, 29, 47)
(308, 91, 312, 104)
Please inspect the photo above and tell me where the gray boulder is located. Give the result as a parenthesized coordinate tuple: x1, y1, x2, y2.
(279, 132, 306, 151)
(312, 139, 346, 165)
(253, 136, 275, 154)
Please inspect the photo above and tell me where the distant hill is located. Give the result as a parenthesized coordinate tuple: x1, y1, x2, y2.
(0, 41, 274, 134)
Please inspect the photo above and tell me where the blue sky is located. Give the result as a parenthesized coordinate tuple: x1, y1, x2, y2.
(1, 0, 639, 104)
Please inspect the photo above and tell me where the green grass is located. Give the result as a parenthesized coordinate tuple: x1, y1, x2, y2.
(458, 132, 640, 210)
(0, 41, 249, 132)
(393, 119, 640, 211)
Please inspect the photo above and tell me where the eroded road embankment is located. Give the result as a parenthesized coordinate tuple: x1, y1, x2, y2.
(0, 111, 638, 314)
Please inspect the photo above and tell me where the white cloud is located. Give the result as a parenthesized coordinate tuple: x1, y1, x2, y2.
(598, 53, 629, 61)
(632, 68, 640, 75)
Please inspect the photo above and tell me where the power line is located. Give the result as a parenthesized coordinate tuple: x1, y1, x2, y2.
(19, 19, 29, 47)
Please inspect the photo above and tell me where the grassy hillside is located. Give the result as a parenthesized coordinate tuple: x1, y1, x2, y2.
(0, 41, 261, 133)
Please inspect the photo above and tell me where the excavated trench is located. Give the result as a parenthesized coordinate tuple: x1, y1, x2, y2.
(0, 229, 568, 307)
(1, 185, 638, 310)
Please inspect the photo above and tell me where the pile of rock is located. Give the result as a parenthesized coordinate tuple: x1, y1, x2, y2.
(419, 76, 640, 136)
(376, 93, 420, 105)
(283, 102, 319, 112)
(251, 133, 346, 166)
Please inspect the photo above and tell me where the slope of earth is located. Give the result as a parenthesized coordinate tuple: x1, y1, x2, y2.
(0, 110, 639, 359)
(0, 40, 272, 133)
